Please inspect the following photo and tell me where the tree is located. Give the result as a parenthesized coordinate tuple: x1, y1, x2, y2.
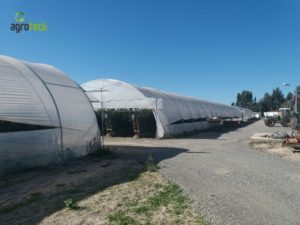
(250, 101, 261, 112)
(235, 90, 253, 108)
(236, 93, 241, 106)
(271, 87, 284, 110)
(233, 85, 300, 113)
(286, 92, 293, 101)
(260, 93, 272, 112)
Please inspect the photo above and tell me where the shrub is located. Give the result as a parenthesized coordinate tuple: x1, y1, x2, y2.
(64, 198, 78, 210)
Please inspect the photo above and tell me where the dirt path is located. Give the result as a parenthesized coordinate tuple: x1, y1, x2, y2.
(106, 121, 300, 225)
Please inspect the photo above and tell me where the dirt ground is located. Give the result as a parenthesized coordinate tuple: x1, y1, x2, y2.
(0, 152, 206, 225)
(250, 143, 300, 162)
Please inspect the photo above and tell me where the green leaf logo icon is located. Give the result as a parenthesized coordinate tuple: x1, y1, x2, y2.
(15, 12, 25, 23)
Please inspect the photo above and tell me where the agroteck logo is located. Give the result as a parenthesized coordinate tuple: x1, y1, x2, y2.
(11, 12, 48, 33)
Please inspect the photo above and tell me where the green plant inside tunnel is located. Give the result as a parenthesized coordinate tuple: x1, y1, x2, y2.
(95, 109, 156, 138)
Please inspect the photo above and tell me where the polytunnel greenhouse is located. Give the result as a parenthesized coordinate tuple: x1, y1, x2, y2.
(235, 107, 256, 121)
(0, 55, 100, 175)
(82, 79, 248, 138)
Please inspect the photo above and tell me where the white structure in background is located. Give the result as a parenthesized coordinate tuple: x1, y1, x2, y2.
(254, 112, 261, 119)
(0, 55, 100, 175)
(82, 79, 244, 138)
(264, 111, 280, 117)
(235, 107, 256, 121)
(263, 108, 292, 118)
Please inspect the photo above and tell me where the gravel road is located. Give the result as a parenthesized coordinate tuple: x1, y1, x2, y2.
(106, 121, 300, 225)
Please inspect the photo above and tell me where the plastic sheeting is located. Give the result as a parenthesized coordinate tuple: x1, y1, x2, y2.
(0, 55, 100, 175)
(82, 79, 244, 138)
(235, 107, 256, 121)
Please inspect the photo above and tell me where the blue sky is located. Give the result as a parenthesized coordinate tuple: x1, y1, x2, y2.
(0, 0, 299, 104)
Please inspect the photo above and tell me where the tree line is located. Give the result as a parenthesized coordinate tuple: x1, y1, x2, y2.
(232, 86, 300, 113)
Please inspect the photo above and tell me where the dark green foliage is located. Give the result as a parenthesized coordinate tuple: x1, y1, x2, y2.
(235, 86, 300, 113)
(286, 92, 294, 101)
(96, 109, 134, 137)
(95, 111, 107, 135)
(259, 92, 273, 112)
(95, 109, 156, 137)
(64, 198, 79, 210)
(109, 110, 134, 136)
(271, 87, 285, 109)
(236, 90, 253, 108)
(108, 211, 139, 225)
(134, 182, 188, 215)
(135, 110, 156, 138)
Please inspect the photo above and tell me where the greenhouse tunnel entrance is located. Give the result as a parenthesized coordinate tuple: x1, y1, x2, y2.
(95, 109, 156, 138)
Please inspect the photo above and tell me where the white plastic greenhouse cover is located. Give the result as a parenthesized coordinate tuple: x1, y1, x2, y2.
(235, 107, 256, 121)
(81, 79, 243, 138)
(0, 55, 100, 175)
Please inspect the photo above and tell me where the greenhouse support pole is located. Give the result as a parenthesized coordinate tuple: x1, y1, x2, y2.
(100, 88, 108, 149)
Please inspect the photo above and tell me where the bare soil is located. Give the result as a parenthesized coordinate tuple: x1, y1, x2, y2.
(251, 143, 300, 162)
(0, 153, 206, 225)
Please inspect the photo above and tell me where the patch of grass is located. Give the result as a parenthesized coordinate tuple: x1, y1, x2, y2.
(126, 199, 138, 207)
(64, 198, 79, 210)
(108, 210, 139, 225)
(144, 155, 159, 172)
(1, 155, 208, 225)
(0, 192, 43, 213)
(197, 218, 211, 225)
(135, 182, 188, 215)
(107, 174, 207, 224)
(134, 205, 150, 215)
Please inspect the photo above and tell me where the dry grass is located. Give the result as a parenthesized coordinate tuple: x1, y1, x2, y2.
(0, 153, 207, 225)
(41, 171, 207, 225)
(251, 143, 300, 162)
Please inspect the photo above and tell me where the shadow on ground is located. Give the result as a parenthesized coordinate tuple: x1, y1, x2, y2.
(185, 121, 257, 140)
(0, 146, 187, 225)
(112, 145, 211, 165)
